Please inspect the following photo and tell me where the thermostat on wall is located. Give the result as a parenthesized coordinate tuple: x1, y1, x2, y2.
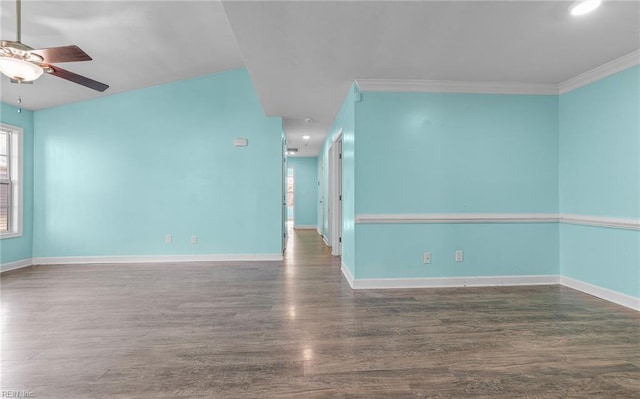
(234, 138, 248, 147)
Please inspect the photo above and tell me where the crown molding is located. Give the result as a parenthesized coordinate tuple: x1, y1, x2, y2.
(559, 49, 640, 94)
(356, 50, 640, 96)
(356, 79, 558, 95)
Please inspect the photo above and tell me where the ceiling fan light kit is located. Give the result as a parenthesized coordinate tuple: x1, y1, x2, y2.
(0, 56, 43, 81)
(0, 0, 109, 92)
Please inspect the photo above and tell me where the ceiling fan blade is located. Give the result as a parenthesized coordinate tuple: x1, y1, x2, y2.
(30, 45, 92, 63)
(47, 65, 109, 92)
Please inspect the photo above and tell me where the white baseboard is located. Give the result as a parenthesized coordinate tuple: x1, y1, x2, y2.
(322, 236, 330, 247)
(341, 262, 355, 289)
(316, 227, 322, 235)
(5, 256, 638, 312)
(32, 253, 283, 265)
(344, 272, 639, 312)
(560, 276, 640, 312)
(0, 258, 33, 273)
(350, 274, 560, 290)
(294, 225, 317, 229)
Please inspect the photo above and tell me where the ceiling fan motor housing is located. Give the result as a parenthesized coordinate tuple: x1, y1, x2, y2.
(1, 40, 44, 63)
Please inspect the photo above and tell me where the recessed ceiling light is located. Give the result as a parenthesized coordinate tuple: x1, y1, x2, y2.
(569, 0, 602, 16)
(304, 117, 313, 124)
(302, 135, 311, 140)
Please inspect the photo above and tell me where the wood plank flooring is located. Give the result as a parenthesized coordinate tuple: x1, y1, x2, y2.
(1, 229, 639, 398)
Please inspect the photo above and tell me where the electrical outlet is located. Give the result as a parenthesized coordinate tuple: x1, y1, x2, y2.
(423, 252, 431, 264)
(165, 234, 172, 244)
(455, 250, 464, 262)
(191, 235, 198, 244)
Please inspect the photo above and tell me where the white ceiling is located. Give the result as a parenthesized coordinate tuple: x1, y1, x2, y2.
(0, 1, 244, 109)
(1, 1, 639, 157)
(223, 0, 640, 156)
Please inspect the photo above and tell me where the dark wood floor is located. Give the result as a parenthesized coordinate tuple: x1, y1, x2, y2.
(1, 229, 639, 398)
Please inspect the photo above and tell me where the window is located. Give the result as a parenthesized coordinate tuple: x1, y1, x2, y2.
(0, 124, 22, 239)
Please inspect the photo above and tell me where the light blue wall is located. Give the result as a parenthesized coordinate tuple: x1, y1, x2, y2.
(559, 66, 639, 218)
(353, 92, 559, 279)
(288, 157, 318, 227)
(560, 224, 638, 297)
(33, 68, 284, 258)
(559, 66, 640, 298)
(357, 224, 559, 278)
(356, 92, 559, 214)
(319, 84, 357, 275)
(0, 103, 34, 264)
(3, 58, 637, 305)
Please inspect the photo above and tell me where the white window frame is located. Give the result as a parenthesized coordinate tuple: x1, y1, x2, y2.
(0, 123, 23, 239)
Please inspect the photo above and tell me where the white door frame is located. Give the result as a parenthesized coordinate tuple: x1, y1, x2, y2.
(327, 144, 334, 247)
(318, 158, 324, 237)
(281, 136, 288, 252)
(328, 131, 343, 256)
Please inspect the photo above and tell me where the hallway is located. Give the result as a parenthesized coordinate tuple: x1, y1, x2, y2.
(1, 230, 638, 398)
(285, 227, 340, 266)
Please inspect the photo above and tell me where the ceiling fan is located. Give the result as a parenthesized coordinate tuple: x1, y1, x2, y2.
(0, 0, 108, 92)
